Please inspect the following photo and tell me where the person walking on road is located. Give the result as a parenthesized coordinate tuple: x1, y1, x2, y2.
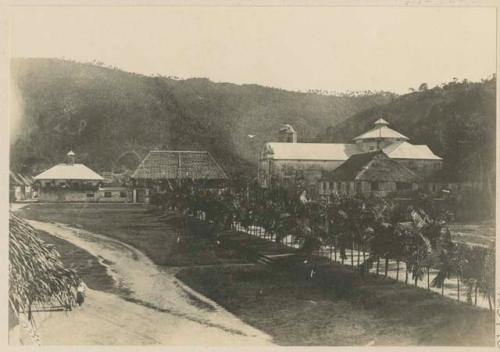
(76, 281, 88, 308)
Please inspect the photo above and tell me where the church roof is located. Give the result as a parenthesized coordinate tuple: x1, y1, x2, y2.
(374, 118, 390, 125)
(321, 151, 421, 183)
(353, 125, 409, 141)
(382, 141, 442, 160)
(131, 150, 228, 180)
(34, 164, 104, 181)
(264, 142, 361, 161)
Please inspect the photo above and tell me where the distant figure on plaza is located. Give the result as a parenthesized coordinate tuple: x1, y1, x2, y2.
(76, 281, 88, 307)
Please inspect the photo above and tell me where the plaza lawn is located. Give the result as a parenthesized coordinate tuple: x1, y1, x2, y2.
(448, 222, 495, 248)
(19, 203, 247, 267)
(36, 230, 117, 294)
(176, 262, 494, 346)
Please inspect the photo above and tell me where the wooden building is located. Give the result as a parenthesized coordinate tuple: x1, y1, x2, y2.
(319, 151, 421, 198)
(131, 150, 229, 203)
(424, 168, 484, 194)
(9, 172, 35, 202)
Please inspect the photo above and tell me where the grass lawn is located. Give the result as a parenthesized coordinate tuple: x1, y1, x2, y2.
(176, 261, 494, 346)
(19, 203, 247, 267)
(448, 222, 495, 247)
(36, 230, 116, 293)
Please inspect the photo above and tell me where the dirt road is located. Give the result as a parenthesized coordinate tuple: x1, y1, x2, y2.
(25, 219, 272, 345)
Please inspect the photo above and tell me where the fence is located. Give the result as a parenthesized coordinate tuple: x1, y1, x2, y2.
(191, 209, 491, 309)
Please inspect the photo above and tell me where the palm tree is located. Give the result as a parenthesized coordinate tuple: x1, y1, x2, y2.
(477, 245, 495, 310)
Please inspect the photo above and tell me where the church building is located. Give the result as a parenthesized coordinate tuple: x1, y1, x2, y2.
(258, 119, 442, 195)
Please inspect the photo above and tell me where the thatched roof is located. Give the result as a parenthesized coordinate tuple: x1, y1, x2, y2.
(131, 150, 228, 180)
(321, 151, 421, 183)
(9, 213, 79, 317)
(10, 172, 34, 186)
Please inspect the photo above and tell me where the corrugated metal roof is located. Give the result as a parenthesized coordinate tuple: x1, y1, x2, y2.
(34, 164, 104, 180)
(353, 126, 409, 141)
(383, 141, 442, 160)
(131, 150, 228, 180)
(321, 151, 421, 182)
(264, 142, 361, 161)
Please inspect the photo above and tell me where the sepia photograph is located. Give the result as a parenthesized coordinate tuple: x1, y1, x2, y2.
(5, 3, 497, 347)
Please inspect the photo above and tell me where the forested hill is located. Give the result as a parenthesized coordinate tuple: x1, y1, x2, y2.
(317, 78, 496, 189)
(10, 58, 394, 177)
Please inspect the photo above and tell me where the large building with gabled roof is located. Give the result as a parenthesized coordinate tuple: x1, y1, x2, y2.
(131, 150, 228, 181)
(130, 149, 229, 203)
(258, 119, 442, 194)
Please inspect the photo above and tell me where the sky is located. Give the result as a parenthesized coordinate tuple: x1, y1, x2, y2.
(8, 6, 497, 94)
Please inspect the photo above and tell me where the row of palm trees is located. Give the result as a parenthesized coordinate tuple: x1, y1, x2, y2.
(152, 181, 494, 310)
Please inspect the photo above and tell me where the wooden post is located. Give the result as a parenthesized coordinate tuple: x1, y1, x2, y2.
(384, 257, 389, 277)
(427, 266, 430, 292)
(475, 283, 478, 306)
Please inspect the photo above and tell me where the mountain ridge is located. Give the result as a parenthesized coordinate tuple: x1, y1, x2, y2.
(10, 58, 395, 178)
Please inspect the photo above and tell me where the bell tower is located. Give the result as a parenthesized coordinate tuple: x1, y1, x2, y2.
(278, 124, 297, 143)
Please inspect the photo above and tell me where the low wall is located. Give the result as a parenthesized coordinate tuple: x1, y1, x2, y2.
(39, 190, 96, 203)
(39, 189, 132, 203)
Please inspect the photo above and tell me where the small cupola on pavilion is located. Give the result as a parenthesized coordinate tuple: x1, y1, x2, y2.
(353, 118, 409, 152)
(66, 150, 76, 165)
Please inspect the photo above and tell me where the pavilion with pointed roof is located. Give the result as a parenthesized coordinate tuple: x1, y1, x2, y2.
(33, 151, 105, 202)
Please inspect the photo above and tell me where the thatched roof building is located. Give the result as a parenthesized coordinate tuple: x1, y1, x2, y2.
(131, 150, 228, 181)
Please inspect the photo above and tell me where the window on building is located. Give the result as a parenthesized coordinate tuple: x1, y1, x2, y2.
(371, 182, 379, 191)
(283, 165, 293, 177)
(86, 193, 94, 198)
(369, 146, 376, 151)
(396, 182, 411, 191)
(120, 192, 127, 198)
(104, 191, 112, 198)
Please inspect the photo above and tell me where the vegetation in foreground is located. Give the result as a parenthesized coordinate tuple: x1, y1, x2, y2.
(9, 213, 80, 334)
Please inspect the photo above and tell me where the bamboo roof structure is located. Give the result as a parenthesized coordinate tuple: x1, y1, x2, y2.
(9, 212, 79, 319)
